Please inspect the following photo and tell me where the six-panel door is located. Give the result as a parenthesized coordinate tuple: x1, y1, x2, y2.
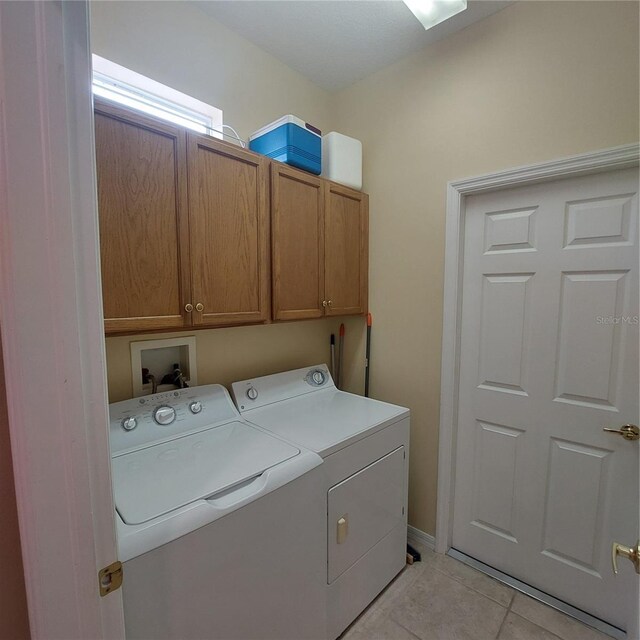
(94, 99, 191, 334)
(187, 134, 271, 326)
(453, 168, 639, 630)
(271, 164, 325, 320)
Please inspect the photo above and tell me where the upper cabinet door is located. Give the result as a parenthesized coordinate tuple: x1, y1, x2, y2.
(271, 164, 325, 321)
(187, 134, 270, 326)
(94, 100, 191, 334)
(324, 183, 369, 316)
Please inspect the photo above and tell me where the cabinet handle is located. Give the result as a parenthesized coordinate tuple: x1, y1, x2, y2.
(337, 515, 348, 544)
(184, 303, 194, 313)
(195, 303, 204, 312)
(322, 300, 327, 308)
(327, 300, 333, 307)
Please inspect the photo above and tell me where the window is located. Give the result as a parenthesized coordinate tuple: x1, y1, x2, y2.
(92, 55, 223, 138)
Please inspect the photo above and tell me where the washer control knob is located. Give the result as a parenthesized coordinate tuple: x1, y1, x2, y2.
(246, 386, 258, 401)
(189, 401, 202, 414)
(154, 405, 176, 425)
(121, 416, 137, 431)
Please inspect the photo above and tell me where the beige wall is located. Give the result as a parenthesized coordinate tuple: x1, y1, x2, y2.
(91, 2, 367, 403)
(330, 0, 639, 535)
(106, 317, 366, 403)
(0, 334, 30, 639)
(90, 1, 331, 139)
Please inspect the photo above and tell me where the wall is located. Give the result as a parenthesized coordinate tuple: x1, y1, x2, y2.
(90, 2, 367, 402)
(90, 1, 331, 140)
(330, 0, 639, 535)
(0, 332, 30, 639)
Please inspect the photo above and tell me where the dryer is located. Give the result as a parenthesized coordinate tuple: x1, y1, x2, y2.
(109, 384, 326, 640)
(231, 365, 410, 638)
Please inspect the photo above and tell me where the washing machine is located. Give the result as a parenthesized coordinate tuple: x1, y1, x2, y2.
(109, 384, 326, 640)
(231, 365, 410, 638)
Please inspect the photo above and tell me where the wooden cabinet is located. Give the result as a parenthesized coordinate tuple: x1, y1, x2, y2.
(96, 101, 368, 335)
(271, 165, 368, 321)
(271, 164, 325, 321)
(324, 183, 368, 316)
(95, 101, 270, 334)
(94, 100, 191, 334)
(187, 134, 270, 326)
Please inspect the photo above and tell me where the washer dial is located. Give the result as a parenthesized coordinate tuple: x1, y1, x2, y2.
(153, 405, 176, 425)
(121, 416, 137, 431)
(189, 401, 202, 414)
(246, 386, 258, 401)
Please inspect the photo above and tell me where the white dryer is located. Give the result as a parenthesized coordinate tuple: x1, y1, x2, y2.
(231, 365, 410, 639)
(109, 384, 326, 640)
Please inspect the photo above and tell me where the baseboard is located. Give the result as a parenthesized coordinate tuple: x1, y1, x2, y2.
(407, 525, 435, 551)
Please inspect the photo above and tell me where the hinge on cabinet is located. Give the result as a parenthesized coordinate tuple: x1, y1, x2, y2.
(403, 451, 406, 459)
(402, 507, 405, 515)
(98, 561, 123, 597)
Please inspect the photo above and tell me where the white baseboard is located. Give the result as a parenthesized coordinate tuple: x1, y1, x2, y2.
(407, 525, 435, 551)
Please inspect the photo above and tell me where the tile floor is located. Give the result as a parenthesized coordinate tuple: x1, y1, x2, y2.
(341, 544, 611, 640)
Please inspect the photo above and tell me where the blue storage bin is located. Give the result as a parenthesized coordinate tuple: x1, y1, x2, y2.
(249, 115, 321, 175)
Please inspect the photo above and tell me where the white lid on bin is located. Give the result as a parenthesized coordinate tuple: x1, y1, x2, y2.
(249, 115, 321, 141)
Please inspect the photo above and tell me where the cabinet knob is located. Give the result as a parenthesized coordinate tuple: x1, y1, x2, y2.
(195, 302, 204, 312)
(322, 300, 327, 308)
(327, 300, 333, 307)
(184, 303, 194, 313)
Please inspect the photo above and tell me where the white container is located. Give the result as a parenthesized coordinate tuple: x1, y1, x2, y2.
(321, 132, 362, 190)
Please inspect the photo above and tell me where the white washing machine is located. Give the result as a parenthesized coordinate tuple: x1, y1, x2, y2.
(109, 384, 327, 640)
(231, 365, 410, 639)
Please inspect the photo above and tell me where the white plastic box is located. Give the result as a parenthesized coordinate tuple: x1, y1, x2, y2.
(321, 132, 362, 190)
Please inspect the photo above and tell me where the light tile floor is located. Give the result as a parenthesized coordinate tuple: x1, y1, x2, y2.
(341, 544, 611, 640)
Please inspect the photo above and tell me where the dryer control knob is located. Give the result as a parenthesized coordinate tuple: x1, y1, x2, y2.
(154, 405, 176, 425)
(246, 387, 258, 401)
(189, 401, 202, 414)
(306, 369, 326, 386)
(121, 416, 137, 431)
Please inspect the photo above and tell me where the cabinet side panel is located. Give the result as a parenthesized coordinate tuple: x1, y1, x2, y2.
(95, 112, 184, 325)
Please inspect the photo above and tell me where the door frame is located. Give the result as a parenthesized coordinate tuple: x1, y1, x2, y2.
(0, 2, 125, 637)
(435, 143, 640, 556)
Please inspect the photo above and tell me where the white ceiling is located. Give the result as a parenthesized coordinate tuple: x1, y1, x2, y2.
(197, 1, 512, 92)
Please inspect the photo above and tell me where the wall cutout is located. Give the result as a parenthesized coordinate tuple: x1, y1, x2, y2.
(130, 336, 197, 397)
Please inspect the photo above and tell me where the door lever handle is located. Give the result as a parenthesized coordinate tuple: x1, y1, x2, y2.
(612, 541, 640, 575)
(602, 424, 639, 441)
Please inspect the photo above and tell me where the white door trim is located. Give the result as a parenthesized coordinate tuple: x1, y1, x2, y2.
(0, 2, 125, 637)
(435, 143, 640, 556)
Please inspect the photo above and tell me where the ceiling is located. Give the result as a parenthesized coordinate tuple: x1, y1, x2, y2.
(197, 1, 512, 92)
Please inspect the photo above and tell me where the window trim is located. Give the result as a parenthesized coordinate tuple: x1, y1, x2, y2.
(91, 54, 223, 138)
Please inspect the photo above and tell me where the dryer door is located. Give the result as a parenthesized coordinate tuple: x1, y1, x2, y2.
(328, 446, 405, 583)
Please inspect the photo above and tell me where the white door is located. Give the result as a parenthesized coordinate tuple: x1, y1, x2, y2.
(452, 168, 639, 631)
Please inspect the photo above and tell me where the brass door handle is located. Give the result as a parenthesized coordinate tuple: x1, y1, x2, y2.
(327, 300, 333, 307)
(603, 424, 639, 441)
(322, 300, 328, 308)
(184, 303, 193, 313)
(612, 540, 640, 574)
(195, 303, 204, 312)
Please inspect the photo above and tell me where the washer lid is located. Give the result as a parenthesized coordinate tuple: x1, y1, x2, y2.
(112, 421, 299, 525)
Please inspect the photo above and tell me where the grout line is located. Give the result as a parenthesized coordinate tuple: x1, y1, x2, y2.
(494, 605, 510, 640)
(506, 612, 565, 640)
(427, 560, 514, 609)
